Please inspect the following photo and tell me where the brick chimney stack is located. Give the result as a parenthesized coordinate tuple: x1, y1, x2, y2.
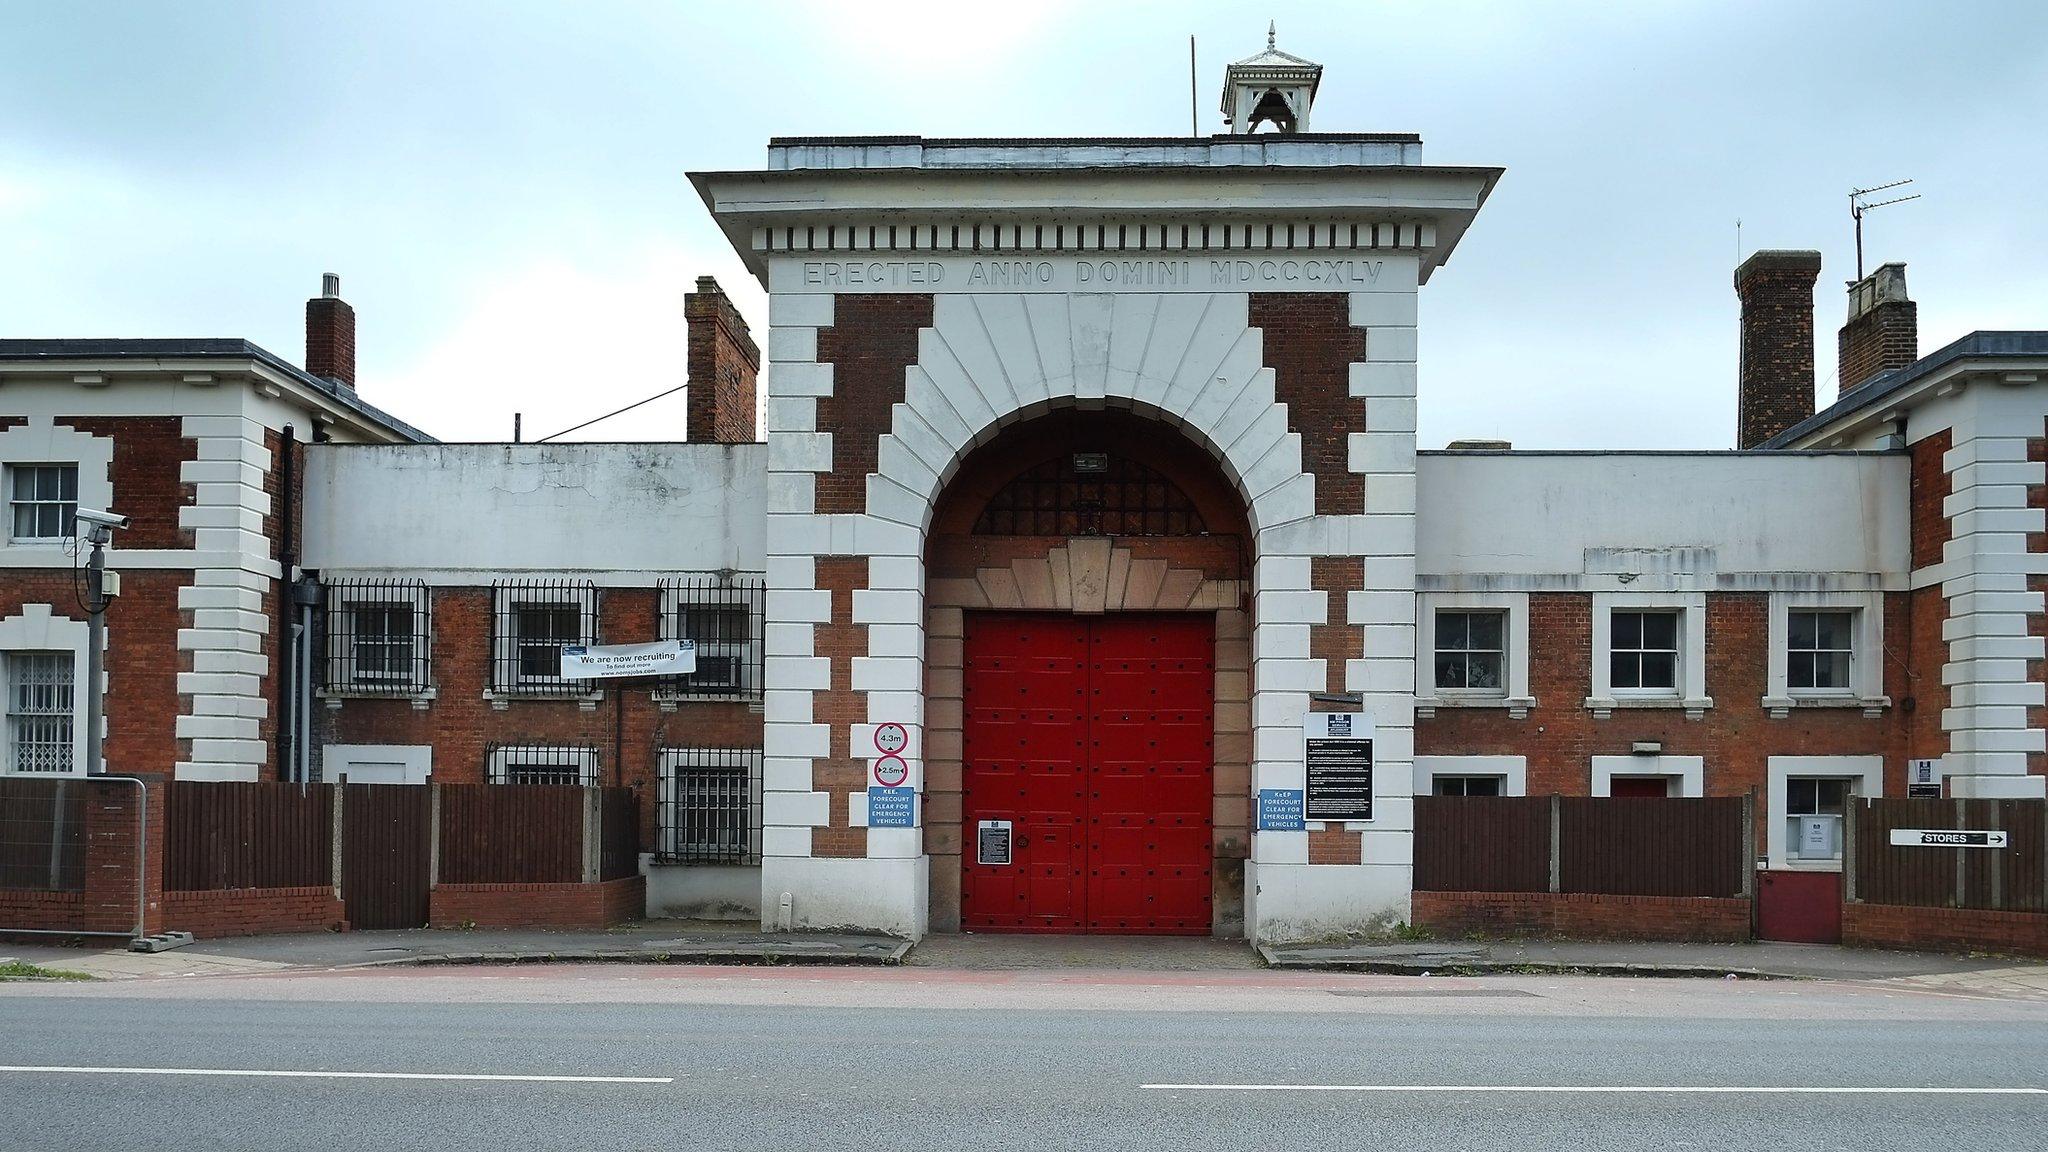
(684, 276, 761, 443)
(305, 272, 357, 390)
(1734, 250, 1822, 449)
(1838, 262, 1918, 394)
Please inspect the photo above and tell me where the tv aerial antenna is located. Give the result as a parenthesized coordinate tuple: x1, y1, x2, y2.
(1849, 179, 1919, 280)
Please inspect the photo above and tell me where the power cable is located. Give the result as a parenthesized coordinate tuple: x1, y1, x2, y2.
(534, 382, 689, 443)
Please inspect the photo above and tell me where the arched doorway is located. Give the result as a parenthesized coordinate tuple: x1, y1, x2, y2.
(923, 408, 1253, 936)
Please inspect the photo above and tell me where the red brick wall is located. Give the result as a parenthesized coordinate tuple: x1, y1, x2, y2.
(0, 775, 164, 938)
(1910, 428, 1953, 571)
(810, 556, 871, 859)
(684, 279, 761, 444)
(59, 416, 196, 550)
(0, 570, 188, 776)
(164, 886, 344, 939)
(1413, 890, 1753, 943)
(1249, 294, 1366, 516)
(1843, 902, 2048, 959)
(814, 294, 933, 515)
(317, 587, 761, 850)
(428, 875, 644, 930)
(1417, 593, 1905, 833)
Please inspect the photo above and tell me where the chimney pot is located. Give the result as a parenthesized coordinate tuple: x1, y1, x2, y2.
(1734, 249, 1822, 449)
(321, 272, 341, 299)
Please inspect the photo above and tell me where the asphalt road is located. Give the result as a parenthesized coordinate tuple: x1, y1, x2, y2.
(1, 967, 2044, 1151)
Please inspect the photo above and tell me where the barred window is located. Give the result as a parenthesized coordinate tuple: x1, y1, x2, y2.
(657, 747, 759, 864)
(491, 580, 598, 695)
(325, 580, 432, 694)
(5, 651, 75, 775)
(9, 464, 77, 542)
(486, 743, 598, 786)
(658, 576, 764, 700)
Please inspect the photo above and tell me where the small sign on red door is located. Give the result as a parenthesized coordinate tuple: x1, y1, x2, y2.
(977, 820, 1013, 866)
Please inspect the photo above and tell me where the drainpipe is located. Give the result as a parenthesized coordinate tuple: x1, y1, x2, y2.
(276, 424, 297, 782)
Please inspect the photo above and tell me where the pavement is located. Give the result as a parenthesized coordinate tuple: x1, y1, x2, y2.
(2, 965, 2046, 1150)
(4, 921, 2043, 997)
(1, 920, 908, 980)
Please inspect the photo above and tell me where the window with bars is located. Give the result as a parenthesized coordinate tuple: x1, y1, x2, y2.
(658, 576, 764, 701)
(5, 651, 75, 775)
(491, 581, 598, 695)
(657, 747, 759, 864)
(8, 464, 78, 542)
(486, 743, 598, 785)
(324, 580, 432, 694)
(1788, 609, 1854, 692)
(972, 454, 1208, 537)
(1610, 610, 1681, 692)
(1433, 610, 1505, 692)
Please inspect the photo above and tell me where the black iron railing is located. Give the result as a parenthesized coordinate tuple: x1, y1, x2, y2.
(485, 743, 599, 786)
(656, 747, 758, 864)
(490, 579, 599, 696)
(323, 579, 432, 695)
(657, 575, 765, 702)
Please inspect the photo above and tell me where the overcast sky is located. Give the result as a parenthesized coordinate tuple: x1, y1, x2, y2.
(4, 1, 2044, 447)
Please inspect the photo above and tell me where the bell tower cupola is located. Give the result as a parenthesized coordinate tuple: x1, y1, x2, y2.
(1220, 22, 1323, 134)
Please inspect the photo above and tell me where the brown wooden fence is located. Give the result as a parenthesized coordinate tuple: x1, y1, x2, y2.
(0, 778, 86, 892)
(1851, 798, 2048, 912)
(1416, 795, 1750, 898)
(165, 781, 331, 891)
(161, 781, 645, 929)
(1414, 796, 1550, 892)
(600, 787, 640, 882)
(437, 784, 585, 884)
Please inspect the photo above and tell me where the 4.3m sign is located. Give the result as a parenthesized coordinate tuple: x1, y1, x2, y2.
(1888, 829, 2010, 849)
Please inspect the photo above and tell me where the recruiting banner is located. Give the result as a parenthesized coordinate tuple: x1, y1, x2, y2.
(560, 639, 696, 679)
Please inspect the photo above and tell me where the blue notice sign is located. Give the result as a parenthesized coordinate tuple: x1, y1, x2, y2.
(867, 786, 917, 828)
(1258, 788, 1306, 832)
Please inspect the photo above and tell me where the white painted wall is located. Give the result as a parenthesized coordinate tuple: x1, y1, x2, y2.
(1416, 452, 1909, 582)
(643, 861, 761, 920)
(302, 443, 766, 576)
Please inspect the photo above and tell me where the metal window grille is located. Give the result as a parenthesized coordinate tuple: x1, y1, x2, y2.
(486, 743, 599, 785)
(323, 579, 432, 694)
(1609, 610, 1681, 691)
(658, 575, 764, 701)
(972, 454, 1208, 537)
(1433, 609, 1505, 691)
(491, 580, 599, 696)
(8, 464, 77, 542)
(5, 652, 75, 775)
(657, 747, 758, 863)
(1788, 609, 1855, 691)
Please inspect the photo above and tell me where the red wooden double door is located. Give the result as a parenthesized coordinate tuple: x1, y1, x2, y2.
(961, 613, 1215, 934)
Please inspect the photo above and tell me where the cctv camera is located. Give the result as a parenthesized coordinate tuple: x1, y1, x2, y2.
(73, 508, 131, 531)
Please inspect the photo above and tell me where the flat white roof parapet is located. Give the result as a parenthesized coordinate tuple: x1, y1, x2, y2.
(766, 134, 1424, 172)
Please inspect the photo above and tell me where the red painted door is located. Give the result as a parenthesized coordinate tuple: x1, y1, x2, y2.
(962, 613, 1214, 934)
(1757, 870, 1843, 943)
(1610, 776, 1671, 798)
